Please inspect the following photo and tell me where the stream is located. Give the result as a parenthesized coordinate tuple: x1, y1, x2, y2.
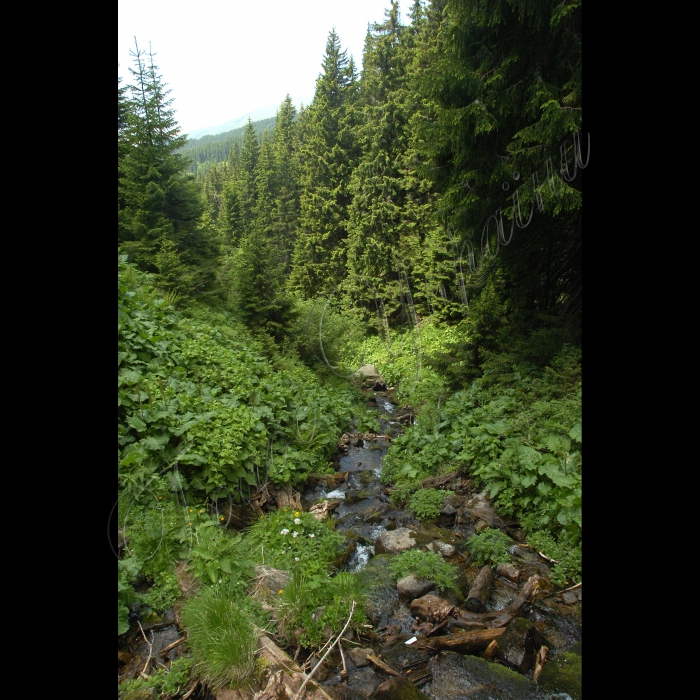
(119, 390, 582, 700)
(300, 389, 582, 700)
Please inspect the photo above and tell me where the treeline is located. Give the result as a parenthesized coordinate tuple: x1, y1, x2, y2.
(178, 116, 277, 177)
(118, 0, 583, 377)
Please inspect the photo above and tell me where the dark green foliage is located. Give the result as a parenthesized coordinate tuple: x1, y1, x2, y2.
(409, 488, 455, 521)
(466, 528, 513, 567)
(289, 30, 359, 298)
(388, 548, 459, 593)
(119, 41, 218, 295)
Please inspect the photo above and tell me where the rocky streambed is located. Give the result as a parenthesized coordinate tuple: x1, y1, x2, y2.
(118, 389, 581, 700)
(294, 389, 582, 700)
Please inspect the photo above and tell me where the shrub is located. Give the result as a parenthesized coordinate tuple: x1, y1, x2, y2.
(245, 508, 346, 576)
(388, 549, 458, 593)
(467, 528, 513, 567)
(409, 488, 455, 521)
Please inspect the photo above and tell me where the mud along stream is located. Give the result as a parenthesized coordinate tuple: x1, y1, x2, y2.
(119, 389, 582, 700)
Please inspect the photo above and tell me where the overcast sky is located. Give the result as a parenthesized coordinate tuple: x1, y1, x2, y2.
(118, 0, 413, 136)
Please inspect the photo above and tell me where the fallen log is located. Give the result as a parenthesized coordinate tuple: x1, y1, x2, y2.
(456, 574, 542, 629)
(465, 565, 495, 612)
(414, 627, 506, 654)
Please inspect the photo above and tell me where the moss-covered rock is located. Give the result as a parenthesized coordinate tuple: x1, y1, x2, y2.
(538, 651, 582, 700)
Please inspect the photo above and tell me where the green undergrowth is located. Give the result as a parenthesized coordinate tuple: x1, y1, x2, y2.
(388, 549, 459, 593)
(381, 342, 581, 585)
(119, 256, 373, 508)
(408, 488, 455, 522)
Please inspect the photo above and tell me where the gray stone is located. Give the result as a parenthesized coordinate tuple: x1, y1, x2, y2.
(562, 591, 578, 605)
(397, 573, 434, 602)
(434, 540, 456, 557)
(347, 666, 379, 698)
(347, 647, 373, 668)
(375, 527, 417, 555)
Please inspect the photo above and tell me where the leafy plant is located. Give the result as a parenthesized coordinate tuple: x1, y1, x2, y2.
(188, 519, 255, 590)
(179, 587, 258, 691)
(274, 567, 368, 650)
(245, 508, 346, 577)
(118, 557, 141, 635)
(408, 488, 455, 521)
(118, 657, 193, 699)
(388, 549, 459, 593)
(467, 528, 513, 567)
(526, 530, 582, 589)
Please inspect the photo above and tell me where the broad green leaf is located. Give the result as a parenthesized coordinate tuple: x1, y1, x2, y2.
(568, 421, 582, 443)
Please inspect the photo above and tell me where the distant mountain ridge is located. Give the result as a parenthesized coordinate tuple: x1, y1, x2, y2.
(186, 97, 314, 140)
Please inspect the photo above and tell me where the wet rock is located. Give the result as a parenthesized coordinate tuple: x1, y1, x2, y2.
(495, 617, 551, 674)
(374, 676, 430, 699)
(497, 562, 521, 584)
(474, 519, 489, 533)
(381, 643, 431, 674)
(346, 647, 372, 668)
(409, 594, 454, 623)
(373, 380, 388, 391)
(561, 591, 578, 605)
(140, 608, 177, 631)
(375, 527, 418, 555)
(538, 651, 582, 700)
(434, 540, 456, 557)
(425, 651, 550, 700)
(347, 666, 379, 698)
(306, 654, 331, 681)
(118, 650, 132, 666)
(397, 574, 434, 602)
(359, 554, 399, 626)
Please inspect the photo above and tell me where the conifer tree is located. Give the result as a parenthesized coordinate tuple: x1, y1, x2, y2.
(272, 95, 300, 274)
(289, 30, 359, 299)
(118, 40, 217, 292)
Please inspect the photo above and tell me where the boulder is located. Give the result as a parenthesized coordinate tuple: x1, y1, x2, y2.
(495, 617, 551, 674)
(397, 573, 434, 602)
(375, 527, 418, 555)
(434, 540, 456, 557)
(409, 594, 454, 623)
(497, 562, 521, 584)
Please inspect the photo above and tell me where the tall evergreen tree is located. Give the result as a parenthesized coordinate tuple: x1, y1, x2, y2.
(289, 30, 359, 299)
(271, 95, 300, 274)
(118, 41, 217, 293)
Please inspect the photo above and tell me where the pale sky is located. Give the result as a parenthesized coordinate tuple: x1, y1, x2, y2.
(118, 0, 413, 136)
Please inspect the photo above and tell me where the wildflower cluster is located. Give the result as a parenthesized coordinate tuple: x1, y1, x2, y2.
(246, 508, 345, 576)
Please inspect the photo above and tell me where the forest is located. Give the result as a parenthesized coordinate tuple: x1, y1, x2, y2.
(118, 2, 582, 698)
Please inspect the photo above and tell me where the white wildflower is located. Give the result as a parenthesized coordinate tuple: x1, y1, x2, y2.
(281, 528, 290, 535)
(295, 557, 300, 562)
(292, 531, 299, 538)
(294, 518, 301, 525)
(309, 533, 315, 538)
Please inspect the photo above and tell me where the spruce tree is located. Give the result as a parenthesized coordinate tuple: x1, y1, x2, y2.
(288, 30, 359, 299)
(118, 40, 217, 293)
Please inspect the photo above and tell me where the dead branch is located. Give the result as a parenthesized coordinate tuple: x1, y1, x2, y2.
(293, 601, 356, 700)
(556, 582, 582, 594)
(415, 627, 506, 653)
(181, 680, 199, 699)
(137, 621, 154, 679)
(160, 637, 184, 654)
(366, 652, 400, 676)
(532, 646, 549, 683)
